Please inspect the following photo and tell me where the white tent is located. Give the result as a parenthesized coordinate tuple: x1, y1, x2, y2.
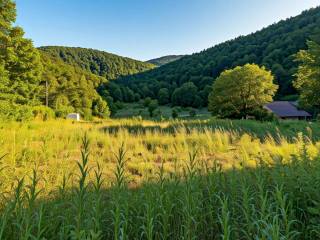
(66, 113, 80, 121)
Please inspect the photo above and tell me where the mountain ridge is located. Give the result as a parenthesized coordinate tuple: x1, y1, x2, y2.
(38, 46, 156, 80)
(107, 6, 320, 107)
(147, 55, 185, 66)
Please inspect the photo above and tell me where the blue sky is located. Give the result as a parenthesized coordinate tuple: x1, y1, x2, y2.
(16, 0, 319, 61)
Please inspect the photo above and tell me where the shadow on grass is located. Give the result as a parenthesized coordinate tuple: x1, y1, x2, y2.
(2, 151, 320, 239)
(101, 119, 319, 142)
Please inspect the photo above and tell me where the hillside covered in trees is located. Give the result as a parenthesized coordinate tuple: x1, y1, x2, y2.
(1, 29, 156, 121)
(147, 55, 185, 66)
(106, 7, 320, 108)
(1, 0, 140, 120)
(39, 46, 155, 80)
(40, 52, 110, 119)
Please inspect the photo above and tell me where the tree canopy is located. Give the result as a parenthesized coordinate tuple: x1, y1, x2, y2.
(0, 1, 113, 120)
(0, 0, 42, 105)
(147, 55, 185, 66)
(172, 82, 199, 107)
(208, 64, 278, 118)
(111, 7, 320, 106)
(294, 41, 320, 112)
(39, 46, 155, 80)
(40, 52, 109, 119)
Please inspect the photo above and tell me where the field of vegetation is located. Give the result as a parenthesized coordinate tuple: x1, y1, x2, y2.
(113, 103, 211, 119)
(2, 1, 320, 239)
(1, 118, 320, 239)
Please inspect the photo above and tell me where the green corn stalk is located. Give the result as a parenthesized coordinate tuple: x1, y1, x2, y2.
(218, 195, 232, 240)
(112, 143, 128, 240)
(91, 163, 104, 239)
(72, 133, 91, 239)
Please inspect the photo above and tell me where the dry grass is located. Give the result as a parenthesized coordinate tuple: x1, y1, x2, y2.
(0, 118, 319, 239)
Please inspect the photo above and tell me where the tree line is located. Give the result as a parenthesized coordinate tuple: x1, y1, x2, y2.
(0, 0, 109, 121)
(102, 6, 320, 110)
(1, 0, 319, 120)
(0, 1, 154, 120)
(39, 46, 155, 80)
(208, 39, 320, 120)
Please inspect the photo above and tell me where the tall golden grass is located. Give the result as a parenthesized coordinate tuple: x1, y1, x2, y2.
(0, 119, 319, 239)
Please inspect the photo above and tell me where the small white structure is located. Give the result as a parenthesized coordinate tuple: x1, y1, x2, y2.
(66, 113, 80, 121)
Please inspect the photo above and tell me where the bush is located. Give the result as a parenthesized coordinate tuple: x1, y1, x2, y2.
(0, 102, 56, 121)
(13, 105, 34, 121)
(92, 97, 110, 118)
(82, 108, 93, 121)
(172, 108, 178, 119)
(172, 82, 198, 107)
(250, 108, 276, 121)
(32, 106, 55, 121)
(143, 97, 152, 107)
(134, 93, 141, 102)
(148, 100, 158, 117)
(189, 109, 197, 117)
(55, 105, 75, 118)
(114, 101, 124, 109)
(0, 101, 34, 121)
(158, 88, 170, 105)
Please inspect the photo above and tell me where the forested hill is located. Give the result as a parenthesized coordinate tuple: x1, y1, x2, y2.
(38, 46, 156, 80)
(111, 7, 320, 107)
(40, 52, 111, 118)
(147, 55, 185, 66)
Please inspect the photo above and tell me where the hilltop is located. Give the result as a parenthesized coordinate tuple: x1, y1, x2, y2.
(110, 7, 320, 107)
(147, 55, 185, 66)
(38, 46, 156, 80)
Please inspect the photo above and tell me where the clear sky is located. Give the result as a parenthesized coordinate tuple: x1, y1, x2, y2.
(15, 0, 319, 61)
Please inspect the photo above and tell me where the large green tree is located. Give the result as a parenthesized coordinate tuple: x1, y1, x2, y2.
(0, 0, 42, 105)
(294, 41, 320, 112)
(158, 88, 170, 105)
(208, 64, 278, 118)
(114, 7, 320, 104)
(172, 82, 198, 107)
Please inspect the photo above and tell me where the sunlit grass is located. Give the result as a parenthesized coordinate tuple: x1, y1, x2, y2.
(0, 118, 319, 238)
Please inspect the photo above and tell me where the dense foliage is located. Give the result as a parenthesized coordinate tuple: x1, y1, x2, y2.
(208, 64, 278, 119)
(112, 7, 320, 107)
(0, 101, 55, 121)
(0, 1, 114, 120)
(147, 55, 185, 66)
(294, 41, 320, 114)
(0, 120, 320, 238)
(0, 0, 42, 106)
(38, 47, 156, 116)
(40, 53, 110, 119)
(39, 46, 155, 80)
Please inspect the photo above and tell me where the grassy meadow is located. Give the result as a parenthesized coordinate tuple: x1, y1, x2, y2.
(113, 103, 211, 119)
(0, 118, 320, 239)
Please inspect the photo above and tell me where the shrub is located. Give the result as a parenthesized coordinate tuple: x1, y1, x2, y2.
(114, 101, 124, 109)
(32, 106, 55, 121)
(250, 108, 276, 121)
(189, 109, 196, 117)
(0, 101, 34, 121)
(82, 108, 93, 121)
(55, 105, 75, 118)
(172, 108, 178, 119)
(143, 97, 152, 107)
(92, 97, 110, 118)
(148, 100, 158, 117)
